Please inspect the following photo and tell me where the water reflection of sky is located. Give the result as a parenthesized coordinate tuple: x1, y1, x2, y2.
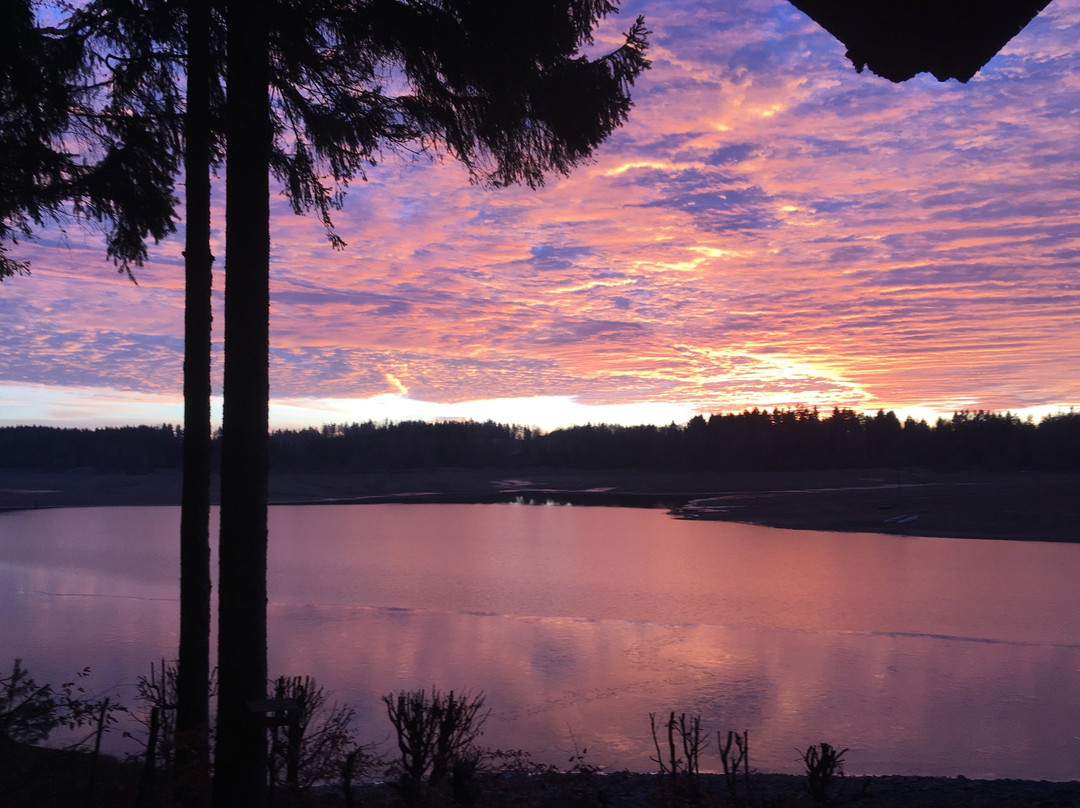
(2, 504, 1079, 779)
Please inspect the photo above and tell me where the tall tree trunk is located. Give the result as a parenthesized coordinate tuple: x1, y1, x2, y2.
(175, 0, 213, 804)
(214, 0, 271, 804)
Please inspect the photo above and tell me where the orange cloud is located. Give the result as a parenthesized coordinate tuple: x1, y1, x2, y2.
(3, 0, 1079, 427)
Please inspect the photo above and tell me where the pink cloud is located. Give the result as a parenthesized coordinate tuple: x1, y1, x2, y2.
(3, 0, 1080, 426)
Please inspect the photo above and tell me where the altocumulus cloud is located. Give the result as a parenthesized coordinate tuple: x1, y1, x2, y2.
(2, 0, 1080, 425)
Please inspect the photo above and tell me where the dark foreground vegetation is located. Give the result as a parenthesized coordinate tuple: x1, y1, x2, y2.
(2, 408, 1079, 475)
(3, 659, 1077, 808)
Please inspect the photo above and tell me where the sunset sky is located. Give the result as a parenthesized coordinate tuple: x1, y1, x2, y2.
(3, 0, 1079, 430)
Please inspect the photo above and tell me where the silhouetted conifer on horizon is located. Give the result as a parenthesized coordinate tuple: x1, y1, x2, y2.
(3, 408, 1076, 473)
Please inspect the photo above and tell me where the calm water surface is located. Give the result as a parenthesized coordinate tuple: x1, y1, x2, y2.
(1, 503, 1079, 779)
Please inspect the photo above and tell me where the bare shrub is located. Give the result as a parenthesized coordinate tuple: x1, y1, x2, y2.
(268, 674, 367, 794)
(649, 711, 708, 803)
(129, 659, 179, 776)
(0, 659, 120, 747)
(0, 659, 124, 805)
(802, 742, 847, 805)
(0, 659, 62, 745)
(383, 688, 488, 806)
(717, 729, 753, 805)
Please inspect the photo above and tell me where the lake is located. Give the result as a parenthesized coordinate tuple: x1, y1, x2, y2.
(1, 503, 1079, 779)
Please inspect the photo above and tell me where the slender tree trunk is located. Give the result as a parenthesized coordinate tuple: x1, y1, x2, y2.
(175, 0, 214, 804)
(214, 0, 271, 804)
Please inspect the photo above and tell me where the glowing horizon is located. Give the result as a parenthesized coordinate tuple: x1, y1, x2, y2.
(2, 382, 1071, 435)
(3, 0, 1079, 431)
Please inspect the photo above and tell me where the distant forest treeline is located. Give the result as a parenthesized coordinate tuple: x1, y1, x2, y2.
(2, 408, 1079, 474)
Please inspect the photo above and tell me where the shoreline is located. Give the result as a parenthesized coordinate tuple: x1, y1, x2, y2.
(6, 743, 1077, 807)
(2, 467, 1076, 543)
(345, 771, 1080, 807)
(7, 758, 1080, 807)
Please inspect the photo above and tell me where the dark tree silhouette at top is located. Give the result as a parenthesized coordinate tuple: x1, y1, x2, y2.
(0, 0, 178, 279)
(215, 3, 649, 805)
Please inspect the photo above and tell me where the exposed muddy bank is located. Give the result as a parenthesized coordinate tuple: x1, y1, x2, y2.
(2, 467, 1076, 542)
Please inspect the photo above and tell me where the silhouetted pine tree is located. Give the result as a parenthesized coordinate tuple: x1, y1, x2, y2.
(0, 0, 177, 278)
(214, 3, 650, 804)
